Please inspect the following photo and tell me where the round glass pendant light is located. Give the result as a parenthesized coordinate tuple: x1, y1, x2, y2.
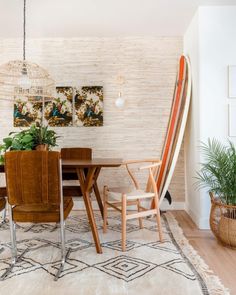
(0, 0, 55, 102)
(115, 92, 125, 109)
(115, 75, 125, 109)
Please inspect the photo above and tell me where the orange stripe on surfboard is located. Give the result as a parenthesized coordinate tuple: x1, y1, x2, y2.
(156, 56, 186, 193)
(162, 63, 189, 190)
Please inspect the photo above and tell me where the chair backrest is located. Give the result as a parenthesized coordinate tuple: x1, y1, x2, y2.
(5, 151, 61, 206)
(140, 163, 161, 194)
(61, 148, 92, 160)
(125, 160, 161, 193)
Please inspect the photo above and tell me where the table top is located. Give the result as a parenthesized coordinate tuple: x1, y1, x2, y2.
(0, 158, 123, 171)
(62, 158, 123, 168)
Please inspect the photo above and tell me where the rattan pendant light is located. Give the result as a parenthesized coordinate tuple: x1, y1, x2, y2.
(0, 0, 55, 102)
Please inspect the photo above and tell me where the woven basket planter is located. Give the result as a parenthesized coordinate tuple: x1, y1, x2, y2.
(210, 192, 236, 248)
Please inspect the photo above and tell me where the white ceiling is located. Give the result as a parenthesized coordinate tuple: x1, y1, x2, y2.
(0, 0, 236, 38)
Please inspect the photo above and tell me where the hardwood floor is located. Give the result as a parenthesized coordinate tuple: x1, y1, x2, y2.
(172, 210, 236, 295)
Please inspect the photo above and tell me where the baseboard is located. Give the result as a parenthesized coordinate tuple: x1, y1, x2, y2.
(72, 198, 186, 211)
(198, 217, 210, 229)
(186, 206, 210, 229)
(160, 200, 186, 211)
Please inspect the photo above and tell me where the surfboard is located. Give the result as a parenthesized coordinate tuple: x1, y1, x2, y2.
(162, 58, 189, 188)
(155, 55, 191, 206)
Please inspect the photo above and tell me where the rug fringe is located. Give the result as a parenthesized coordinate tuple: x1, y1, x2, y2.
(165, 212, 230, 295)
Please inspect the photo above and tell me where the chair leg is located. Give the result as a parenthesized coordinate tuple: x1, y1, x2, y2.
(54, 201, 70, 281)
(122, 194, 127, 252)
(103, 186, 108, 233)
(0, 205, 28, 280)
(93, 182, 104, 219)
(2, 200, 7, 223)
(154, 194, 163, 242)
(8, 204, 17, 262)
(0, 198, 7, 225)
(137, 199, 143, 229)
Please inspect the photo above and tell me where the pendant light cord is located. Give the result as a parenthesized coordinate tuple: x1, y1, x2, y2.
(23, 0, 26, 60)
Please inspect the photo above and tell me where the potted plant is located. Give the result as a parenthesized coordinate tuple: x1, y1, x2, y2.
(196, 139, 236, 248)
(30, 125, 58, 151)
(0, 124, 58, 163)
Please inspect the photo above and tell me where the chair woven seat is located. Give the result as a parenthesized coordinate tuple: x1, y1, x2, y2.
(107, 187, 155, 201)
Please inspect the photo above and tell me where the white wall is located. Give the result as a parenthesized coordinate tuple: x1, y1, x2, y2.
(184, 6, 236, 228)
(184, 11, 202, 227)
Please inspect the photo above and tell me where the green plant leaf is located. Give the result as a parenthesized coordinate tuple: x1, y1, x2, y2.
(21, 134, 33, 144)
(0, 155, 4, 164)
(3, 137, 13, 147)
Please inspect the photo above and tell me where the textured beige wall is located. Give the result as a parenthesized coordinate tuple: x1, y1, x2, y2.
(0, 37, 184, 202)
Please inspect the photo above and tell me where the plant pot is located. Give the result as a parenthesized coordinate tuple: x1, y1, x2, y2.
(35, 144, 48, 151)
(209, 192, 236, 248)
(218, 215, 236, 247)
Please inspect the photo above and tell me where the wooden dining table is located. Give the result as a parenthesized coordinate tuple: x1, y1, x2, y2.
(0, 158, 123, 254)
(62, 158, 123, 254)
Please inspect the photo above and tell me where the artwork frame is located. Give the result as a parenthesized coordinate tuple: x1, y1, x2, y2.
(228, 65, 236, 98)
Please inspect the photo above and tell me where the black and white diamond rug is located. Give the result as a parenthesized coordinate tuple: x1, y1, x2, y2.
(0, 211, 229, 295)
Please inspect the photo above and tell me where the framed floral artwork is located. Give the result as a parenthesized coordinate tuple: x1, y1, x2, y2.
(13, 99, 42, 127)
(74, 86, 103, 127)
(44, 87, 73, 127)
(12, 86, 103, 127)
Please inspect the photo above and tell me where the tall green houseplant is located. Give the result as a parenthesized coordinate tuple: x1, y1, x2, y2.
(196, 138, 236, 205)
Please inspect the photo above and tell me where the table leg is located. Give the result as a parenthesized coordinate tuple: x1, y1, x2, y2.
(77, 167, 102, 254)
(93, 167, 104, 219)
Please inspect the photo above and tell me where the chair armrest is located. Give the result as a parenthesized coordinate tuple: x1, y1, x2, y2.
(139, 161, 162, 170)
